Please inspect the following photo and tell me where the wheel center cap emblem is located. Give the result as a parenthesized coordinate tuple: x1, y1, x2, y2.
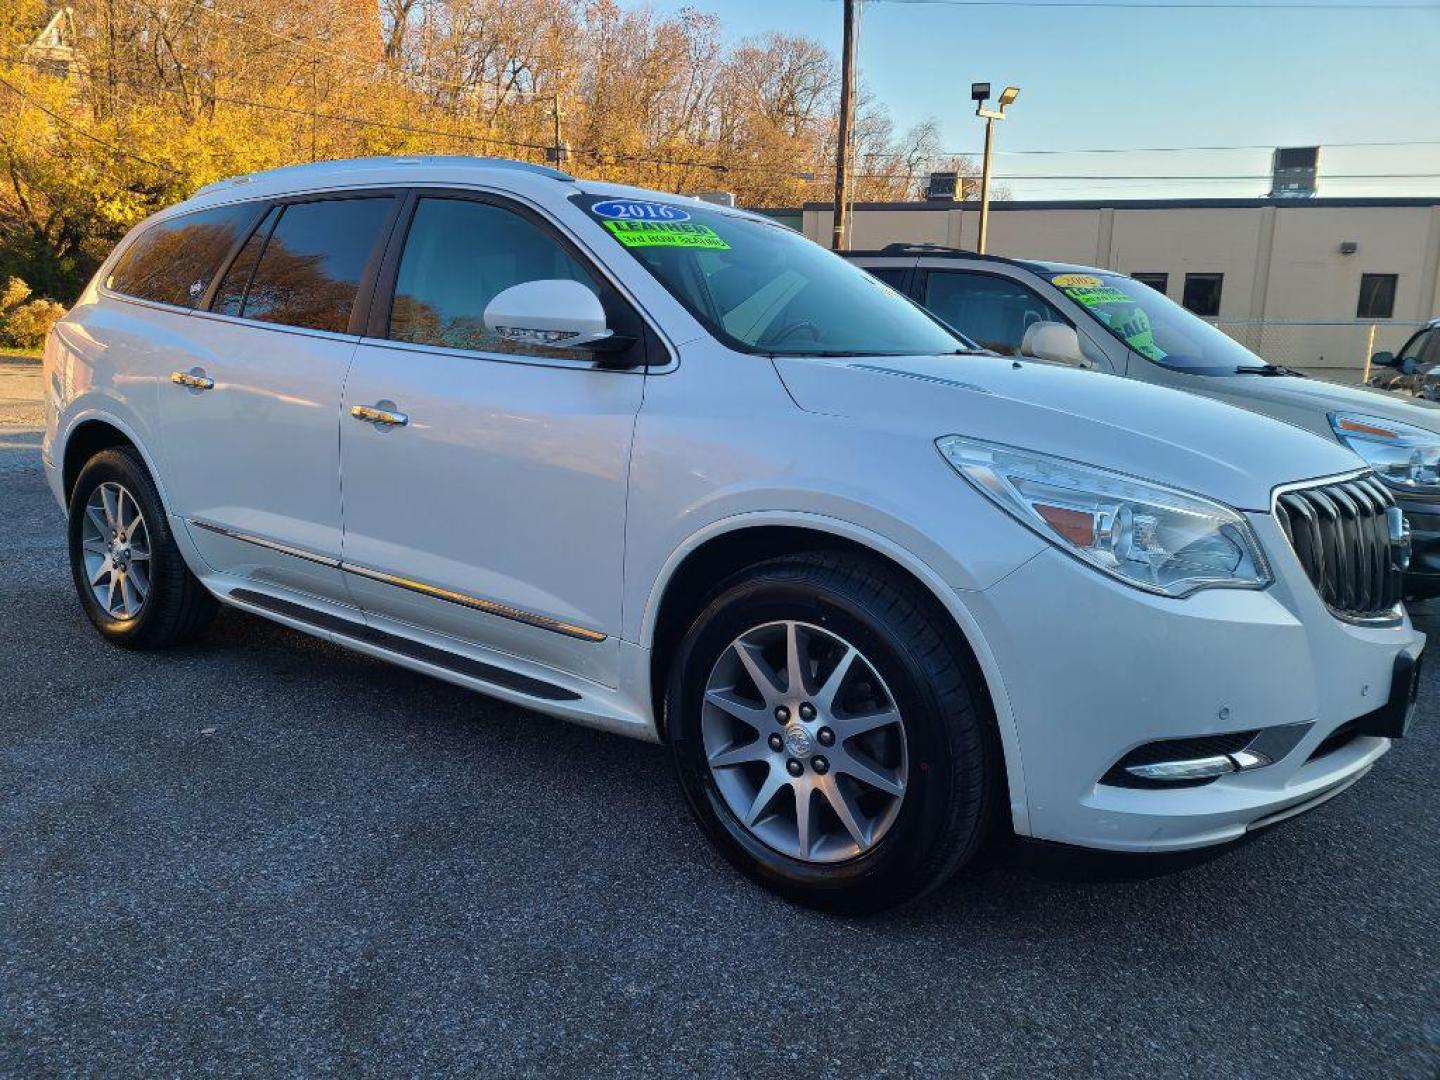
(783, 722, 813, 757)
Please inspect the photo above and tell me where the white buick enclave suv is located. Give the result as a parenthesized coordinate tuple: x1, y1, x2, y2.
(42, 156, 1424, 911)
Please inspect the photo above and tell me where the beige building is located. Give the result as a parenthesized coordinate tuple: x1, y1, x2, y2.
(792, 197, 1440, 381)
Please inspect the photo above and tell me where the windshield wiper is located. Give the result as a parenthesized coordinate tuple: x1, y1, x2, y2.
(1235, 363, 1303, 377)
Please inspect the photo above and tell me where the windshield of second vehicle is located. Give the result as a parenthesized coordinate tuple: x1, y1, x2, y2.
(1047, 272, 1266, 373)
(574, 194, 971, 356)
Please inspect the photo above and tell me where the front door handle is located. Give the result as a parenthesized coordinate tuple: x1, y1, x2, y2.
(170, 368, 215, 391)
(350, 403, 409, 427)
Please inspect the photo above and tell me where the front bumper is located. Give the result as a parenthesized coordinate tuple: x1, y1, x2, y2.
(958, 512, 1424, 853)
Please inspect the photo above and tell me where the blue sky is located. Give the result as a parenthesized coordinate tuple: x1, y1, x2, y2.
(647, 0, 1440, 200)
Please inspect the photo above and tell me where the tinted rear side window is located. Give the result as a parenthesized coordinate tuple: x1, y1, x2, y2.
(864, 267, 909, 291)
(211, 206, 279, 317)
(241, 198, 394, 333)
(107, 204, 259, 307)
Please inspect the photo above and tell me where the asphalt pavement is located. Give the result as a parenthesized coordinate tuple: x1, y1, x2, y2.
(2, 353, 1437, 1078)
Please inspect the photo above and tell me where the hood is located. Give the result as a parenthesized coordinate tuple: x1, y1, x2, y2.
(773, 354, 1364, 511)
(1198, 372, 1440, 428)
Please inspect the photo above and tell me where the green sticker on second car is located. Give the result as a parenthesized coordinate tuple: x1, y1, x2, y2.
(1056, 284, 1135, 309)
(1052, 275, 1170, 363)
(604, 219, 731, 250)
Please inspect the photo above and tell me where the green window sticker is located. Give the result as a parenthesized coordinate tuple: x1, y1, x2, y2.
(603, 220, 731, 250)
(1052, 275, 1168, 362)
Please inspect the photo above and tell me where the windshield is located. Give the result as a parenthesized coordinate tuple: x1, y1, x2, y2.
(574, 194, 971, 356)
(1046, 271, 1267, 374)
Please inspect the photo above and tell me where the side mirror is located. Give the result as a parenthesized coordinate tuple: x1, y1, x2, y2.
(1020, 320, 1085, 366)
(1370, 350, 1396, 368)
(483, 279, 620, 351)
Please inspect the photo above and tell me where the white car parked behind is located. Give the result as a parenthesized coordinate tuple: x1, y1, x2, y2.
(42, 157, 1424, 911)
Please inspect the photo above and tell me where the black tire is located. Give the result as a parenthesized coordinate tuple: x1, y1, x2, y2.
(68, 446, 218, 649)
(667, 552, 1000, 914)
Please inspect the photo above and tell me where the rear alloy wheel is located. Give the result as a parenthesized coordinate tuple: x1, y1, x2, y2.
(79, 481, 152, 620)
(668, 553, 998, 914)
(68, 447, 218, 648)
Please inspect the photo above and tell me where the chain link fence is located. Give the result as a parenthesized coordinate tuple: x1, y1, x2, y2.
(1211, 320, 1428, 385)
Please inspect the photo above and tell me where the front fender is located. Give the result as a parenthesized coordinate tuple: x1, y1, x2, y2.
(634, 508, 1037, 837)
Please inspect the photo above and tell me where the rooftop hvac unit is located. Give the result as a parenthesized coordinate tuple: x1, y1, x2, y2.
(1269, 146, 1320, 199)
(926, 172, 958, 201)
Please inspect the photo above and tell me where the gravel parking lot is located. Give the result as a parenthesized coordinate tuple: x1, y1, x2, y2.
(2, 353, 1437, 1078)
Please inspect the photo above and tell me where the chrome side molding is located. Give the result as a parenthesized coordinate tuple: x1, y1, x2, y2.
(343, 563, 607, 642)
(189, 519, 340, 567)
(188, 519, 606, 642)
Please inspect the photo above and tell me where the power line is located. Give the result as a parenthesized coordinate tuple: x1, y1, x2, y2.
(7, 56, 1436, 189)
(994, 138, 1440, 155)
(0, 56, 820, 178)
(856, 1, 1437, 8)
(0, 72, 182, 174)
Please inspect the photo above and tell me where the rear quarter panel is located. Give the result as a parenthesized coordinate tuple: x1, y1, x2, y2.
(46, 292, 186, 510)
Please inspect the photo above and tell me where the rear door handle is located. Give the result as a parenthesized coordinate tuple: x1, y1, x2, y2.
(350, 403, 409, 427)
(170, 368, 215, 391)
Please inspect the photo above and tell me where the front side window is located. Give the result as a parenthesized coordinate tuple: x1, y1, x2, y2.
(1182, 273, 1223, 317)
(574, 194, 967, 356)
(1400, 329, 1434, 366)
(388, 197, 600, 356)
(922, 270, 1067, 357)
(240, 197, 395, 333)
(1357, 273, 1397, 319)
(107, 203, 259, 307)
(1049, 271, 1265, 375)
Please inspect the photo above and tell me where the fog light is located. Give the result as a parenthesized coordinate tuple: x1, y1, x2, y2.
(1123, 755, 1236, 782)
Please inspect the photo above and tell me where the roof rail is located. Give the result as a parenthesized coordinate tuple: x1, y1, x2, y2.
(879, 242, 976, 255)
(193, 155, 573, 197)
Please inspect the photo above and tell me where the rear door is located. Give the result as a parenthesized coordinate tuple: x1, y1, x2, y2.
(338, 191, 648, 685)
(160, 193, 401, 602)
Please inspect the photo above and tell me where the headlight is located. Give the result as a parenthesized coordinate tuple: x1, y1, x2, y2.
(1329, 411, 1440, 494)
(936, 435, 1271, 596)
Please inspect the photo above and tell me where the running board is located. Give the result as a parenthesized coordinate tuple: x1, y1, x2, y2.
(229, 588, 581, 702)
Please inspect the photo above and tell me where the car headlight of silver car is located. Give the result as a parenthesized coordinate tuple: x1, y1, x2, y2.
(936, 435, 1271, 596)
(1329, 411, 1440, 494)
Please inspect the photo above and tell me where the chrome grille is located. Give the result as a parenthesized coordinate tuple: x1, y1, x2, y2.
(1273, 474, 1403, 622)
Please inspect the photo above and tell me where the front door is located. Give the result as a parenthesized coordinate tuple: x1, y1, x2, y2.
(161, 194, 400, 602)
(339, 193, 647, 686)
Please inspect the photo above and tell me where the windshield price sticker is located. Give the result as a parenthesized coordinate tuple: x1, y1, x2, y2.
(591, 199, 692, 222)
(1058, 285, 1135, 309)
(603, 219, 731, 250)
(1050, 274, 1103, 288)
(1051, 276, 1169, 362)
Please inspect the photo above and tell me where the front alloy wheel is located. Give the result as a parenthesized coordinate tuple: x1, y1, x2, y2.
(668, 553, 998, 913)
(701, 620, 908, 863)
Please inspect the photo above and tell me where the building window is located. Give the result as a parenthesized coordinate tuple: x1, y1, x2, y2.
(1357, 274, 1398, 319)
(1131, 273, 1168, 293)
(1182, 273, 1223, 317)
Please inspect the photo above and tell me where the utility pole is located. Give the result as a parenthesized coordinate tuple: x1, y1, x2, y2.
(830, 0, 858, 251)
(548, 93, 566, 164)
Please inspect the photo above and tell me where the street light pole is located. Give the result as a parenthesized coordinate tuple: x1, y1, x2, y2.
(977, 110, 996, 255)
(971, 83, 1019, 255)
